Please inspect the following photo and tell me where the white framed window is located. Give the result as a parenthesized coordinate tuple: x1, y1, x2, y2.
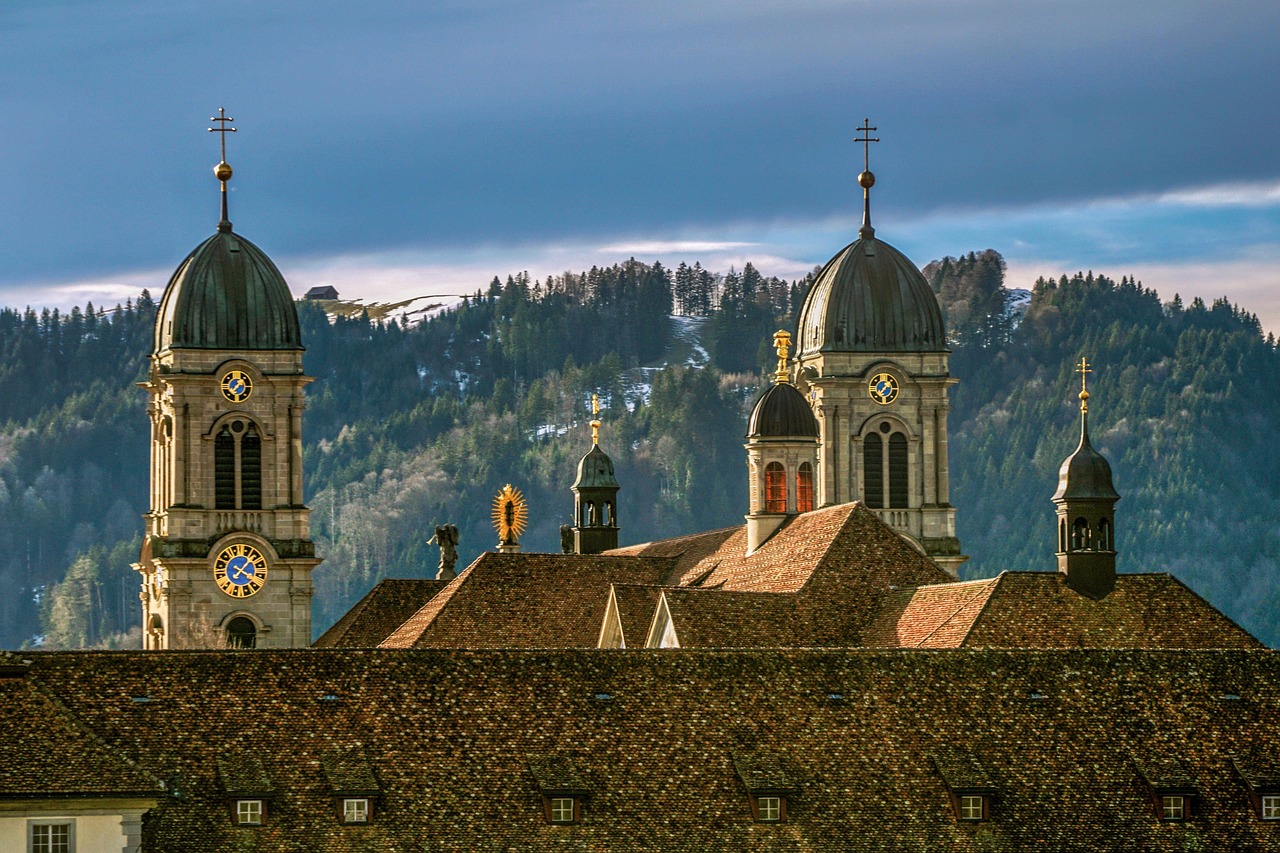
(342, 798, 370, 824)
(959, 794, 986, 821)
(236, 799, 264, 825)
(757, 795, 782, 822)
(1262, 794, 1280, 820)
(1161, 795, 1185, 821)
(29, 820, 74, 853)
(549, 796, 576, 824)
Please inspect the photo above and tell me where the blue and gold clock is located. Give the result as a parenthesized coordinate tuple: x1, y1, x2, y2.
(868, 372, 900, 405)
(220, 370, 253, 403)
(214, 544, 268, 598)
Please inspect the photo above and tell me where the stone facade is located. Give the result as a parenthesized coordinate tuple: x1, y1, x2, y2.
(134, 347, 319, 649)
(795, 348, 965, 575)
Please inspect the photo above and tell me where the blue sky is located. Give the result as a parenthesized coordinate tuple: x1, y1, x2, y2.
(2, 1, 1279, 329)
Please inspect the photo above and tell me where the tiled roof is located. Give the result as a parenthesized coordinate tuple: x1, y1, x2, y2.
(380, 552, 669, 648)
(0, 677, 161, 800)
(1134, 755, 1199, 793)
(931, 747, 999, 793)
(864, 572, 1262, 649)
(605, 584, 664, 648)
(14, 648, 1280, 850)
(322, 745, 379, 795)
(659, 588, 804, 648)
(314, 578, 448, 648)
(863, 578, 1002, 647)
(217, 754, 275, 797)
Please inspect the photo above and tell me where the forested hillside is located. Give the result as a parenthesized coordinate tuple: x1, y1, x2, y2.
(2, 252, 1277, 649)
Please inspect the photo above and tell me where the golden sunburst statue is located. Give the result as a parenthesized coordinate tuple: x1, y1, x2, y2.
(492, 484, 528, 550)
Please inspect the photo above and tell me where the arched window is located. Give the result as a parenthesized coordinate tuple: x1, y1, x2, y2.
(1072, 517, 1090, 551)
(215, 420, 263, 511)
(764, 462, 787, 513)
(796, 463, 814, 513)
(863, 434, 884, 509)
(888, 433, 908, 508)
(226, 616, 257, 649)
(1059, 519, 1067, 553)
(1099, 518, 1111, 551)
(603, 502, 614, 527)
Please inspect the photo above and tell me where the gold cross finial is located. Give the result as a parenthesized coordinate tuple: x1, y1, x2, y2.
(590, 393, 601, 445)
(854, 118, 879, 237)
(208, 107, 237, 230)
(1076, 356, 1092, 413)
(772, 330, 792, 385)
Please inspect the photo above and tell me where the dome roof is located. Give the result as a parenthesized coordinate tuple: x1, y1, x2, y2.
(155, 227, 302, 354)
(1052, 418, 1120, 502)
(573, 445, 619, 490)
(796, 235, 947, 355)
(748, 383, 819, 439)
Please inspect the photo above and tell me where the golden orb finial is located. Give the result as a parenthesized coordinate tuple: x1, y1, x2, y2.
(214, 161, 233, 182)
(1076, 357, 1093, 414)
(772, 330, 792, 385)
(858, 170, 875, 189)
(208, 107, 238, 230)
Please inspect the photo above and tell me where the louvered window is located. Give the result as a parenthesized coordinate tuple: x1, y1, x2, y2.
(796, 463, 814, 513)
(888, 432, 908, 507)
(214, 420, 264, 511)
(215, 427, 236, 509)
(863, 434, 884, 508)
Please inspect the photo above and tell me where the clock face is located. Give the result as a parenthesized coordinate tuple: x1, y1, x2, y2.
(868, 372, 900, 405)
(221, 370, 253, 403)
(214, 544, 268, 598)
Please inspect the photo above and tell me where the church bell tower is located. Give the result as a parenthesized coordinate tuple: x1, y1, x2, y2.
(134, 110, 320, 649)
(793, 122, 965, 575)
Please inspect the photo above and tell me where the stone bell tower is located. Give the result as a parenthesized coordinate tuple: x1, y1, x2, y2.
(793, 121, 965, 575)
(134, 110, 320, 649)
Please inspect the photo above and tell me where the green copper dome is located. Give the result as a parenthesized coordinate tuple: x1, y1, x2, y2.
(796, 235, 947, 355)
(155, 227, 302, 354)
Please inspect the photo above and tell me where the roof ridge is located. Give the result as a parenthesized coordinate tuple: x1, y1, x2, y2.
(378, 560, 478, 648)
(796, 503, 862, 589)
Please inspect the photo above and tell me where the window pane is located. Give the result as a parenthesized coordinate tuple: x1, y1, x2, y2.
(1161, 795, 1184, 820)
(863, 434, 884, 508)
(238, 799, 262, 824)
(888, 432, 908, 507)
(758, 796, 781, 821)
(1263, 794, 1280, 819)
(550, 797, 574, 823)
(344, 798, 369, 823)
(960, 795, 984, 820)
(764, 463, 786, 513)
(32, 823, 71, 853)
(796, 463, 814, 513)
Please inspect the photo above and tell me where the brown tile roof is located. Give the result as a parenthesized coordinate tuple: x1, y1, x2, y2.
(15, 647, 1280, 850)
(313, 578, 447, 648)
(864, 572, 1262, 649)
(380, 552, 669, 648)
(0, 676, 161, 800)
(660, 587, 804, 648)
(606, 584, 664, 648)
(863, 577, 1002, 647)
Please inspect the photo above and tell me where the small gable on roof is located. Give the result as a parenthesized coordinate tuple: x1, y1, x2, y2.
(1232, 751, 1280, 794)
(322, 745, 379, 796)
(863, 577, 1000, 648)
(732, 751, 800, 793)
(529, 754, 591, 795)
(931, 747, 999, 794)
(218, 755, 275, 798)
(1133, 755, 1198, 795)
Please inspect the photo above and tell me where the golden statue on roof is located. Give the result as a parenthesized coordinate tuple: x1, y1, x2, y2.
(492, 484, 528, 553)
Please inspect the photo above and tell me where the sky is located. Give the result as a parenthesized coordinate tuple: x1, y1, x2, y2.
(2, 0, 1279, 330)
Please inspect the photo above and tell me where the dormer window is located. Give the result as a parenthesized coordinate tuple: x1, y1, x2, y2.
(235, 799, 264, 826)
(342, 798, 370, 824)
(958, 794, 988, 821)
(1263, 794, 1280, 820)
(546, 795, 579, 824)
(1160, 795, 1187, 821)
(753, 794, 785, 823)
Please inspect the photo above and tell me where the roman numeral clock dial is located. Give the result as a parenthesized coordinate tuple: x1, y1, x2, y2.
(214, 544, 268, 597)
